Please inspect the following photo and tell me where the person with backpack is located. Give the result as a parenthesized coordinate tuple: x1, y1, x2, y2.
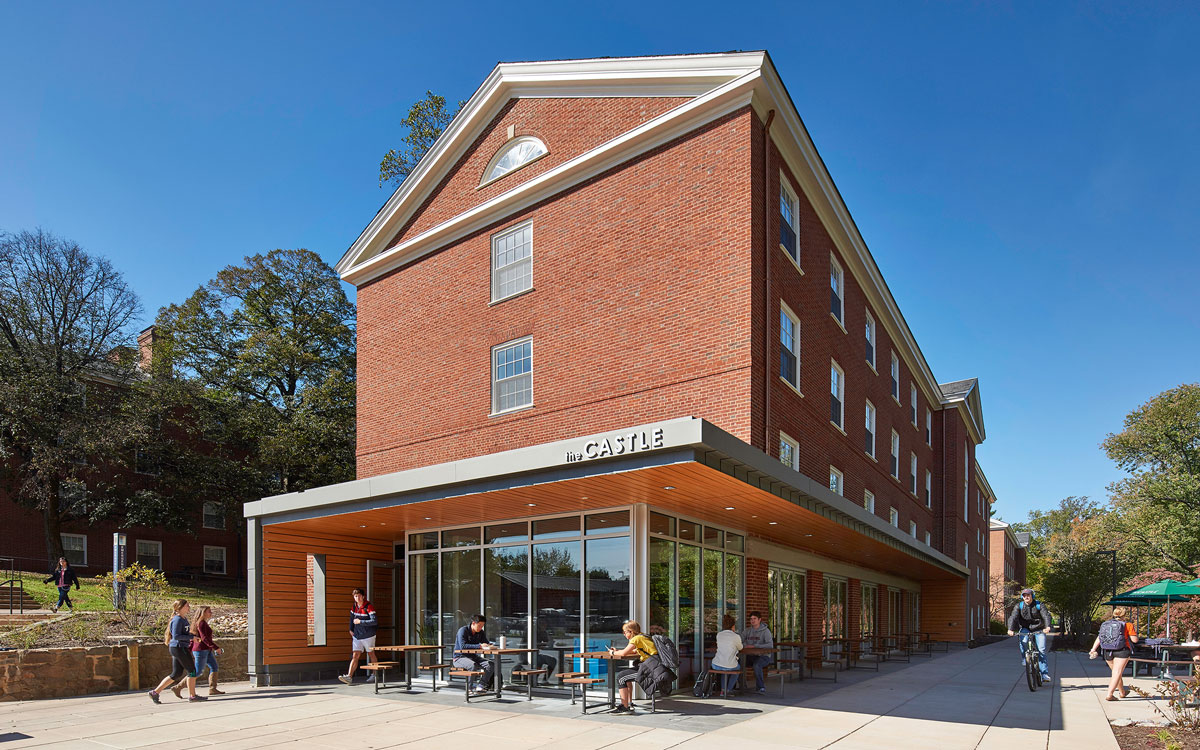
(1089, 606, 1139, 701)
(608, 620, 676, 715)
(1006, 588, 1052, 683)
(43, 557, 80, 613)
(338, 588, 380, 685)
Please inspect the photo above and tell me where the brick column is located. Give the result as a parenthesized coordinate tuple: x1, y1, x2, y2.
(807, 571, 824, 658)
(847, 579, 861, 640)
(745, 557, 770, 621)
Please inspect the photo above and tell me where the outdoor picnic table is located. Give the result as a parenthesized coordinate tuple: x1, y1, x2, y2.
(1155, 643, 1200, 679)
(570, 650, 636, 710)
(370, 644, 445, 691)
(457, 647, 538, 700)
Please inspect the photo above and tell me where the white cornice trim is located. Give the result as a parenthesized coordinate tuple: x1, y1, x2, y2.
(341, 71, 760, 286)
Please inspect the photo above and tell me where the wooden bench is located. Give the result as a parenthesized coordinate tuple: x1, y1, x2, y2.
(1129, 657, 1198, 679)
(358, 662, 402, 694)
(561, 676, 605, 713)
(708, 666, 742, 696)
(512, 668, 549, 700)
(417, 662, 453, 692)
(448, 669, 486, 702)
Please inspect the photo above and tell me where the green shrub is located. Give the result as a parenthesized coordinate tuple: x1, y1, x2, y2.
(93, 563, 171, 634)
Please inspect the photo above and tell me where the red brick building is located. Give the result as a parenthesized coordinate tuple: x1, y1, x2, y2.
(0, 326, 243, 583)
(989, 519, 1029, 622)
(245, 52, 999, 685)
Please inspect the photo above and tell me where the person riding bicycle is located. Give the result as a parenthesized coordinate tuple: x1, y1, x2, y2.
(1006, 588, 1052, 683)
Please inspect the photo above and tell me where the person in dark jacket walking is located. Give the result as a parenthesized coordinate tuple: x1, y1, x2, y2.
(43, 557, 80, 613)
(338, 588, 379, 684)
(1006, 588, 1052, 683)
(609, 620, 674, 715)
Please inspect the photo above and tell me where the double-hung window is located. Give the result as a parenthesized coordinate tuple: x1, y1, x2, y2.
(779, 303, 799, 389)
(61, 533, 87, 566)
(889, 508, 899, 527)
(864, 310, 876, 369)
(779, 178, 800, 263)
(864, 490, 875, 514)
(829, 255, 844, 325)
(491, 222, 533, 302)
(910, 453, 918, 495)
(925, 409, 932, 446)
(890, 352, 900, 402)
(779, 432, 799, 471)
(890, 430, 900, 478)
(924, 530, 931, 545)
(204, 546, 226, 575)
(925, 469, 932, 508)
(830, 360, 845, 430)
(909, 521, 917, 538)
(202, 501, 224, 530)
(492, 337, 533, 414)
(910, 384, 918, 427)
(136, 540, 162, 570)
(829, 467, 844, 496)
(864, 400, 876, 458)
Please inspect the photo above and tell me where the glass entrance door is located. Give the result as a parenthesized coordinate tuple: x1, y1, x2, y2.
(768, 566, 806, 643)
(366, 560, 401, 646)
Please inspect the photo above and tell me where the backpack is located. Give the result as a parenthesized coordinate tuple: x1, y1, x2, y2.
(692, 669, 717, 698)
(651, 633, 679, 673)
(1098, 619, 1127, 651)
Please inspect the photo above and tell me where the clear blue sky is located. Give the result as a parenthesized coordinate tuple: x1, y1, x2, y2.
(2, 2, 1197, 524)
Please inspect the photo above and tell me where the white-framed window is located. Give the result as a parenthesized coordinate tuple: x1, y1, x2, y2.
(925, 469, 932, 508)
(890, 352, 900, 402)
(136, 539, 162, 570)
(924, 530, 931, 546)
(779, 432, 799, 471)
(864, 400, 876, 458)
(481, 136, 548, 185)
(964, 542, 969, 565)
(779, 176, 800, 263)
(889, 508, 899, 527)
(910, 384, 918, 427)
(202, 501, 224, 530)
(829, 466, 844, 496)
(491, 337, 533, 414)
(134, 448, 160, 476)
(203, 546, 227, 575)
(864, 310, 876, 369)
(864, 490, 875, 514)
(890, 430, 900, 478)
(779, 302, 799, 389)
(491, 222, 533, 302)
(61, 533, 87, 566)
(830, 360, 845, 430)
(829, 254, 844, 326)
(925, 409, 932, 446)
(963, 444, 970, 518)
(909, 520, 917, 538)
(910, 453, 918, 494)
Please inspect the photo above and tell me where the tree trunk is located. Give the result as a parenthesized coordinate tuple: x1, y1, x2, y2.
(42, 479, 66, 570)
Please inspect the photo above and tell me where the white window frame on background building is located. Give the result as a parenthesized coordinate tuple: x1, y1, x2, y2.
(779, 175, 801, 267)
(909, 521, 917, 538)
(490, 221, 534, 302)
(779, 432, 799, 471)
(491, 337, 533, 415)
(910, 453, 918, 495)
(204, 546, 227, 575)
(779, 302, 800, 392)
(925, 469, 932, 508)
(924, 530, 931, 546)
(925, 409, 932, 446)
(829, 466, 844, 497)
(830, 360, 845, 431)
(829, 254, 845, 328)
(136, 539, 162, 570)
(890, 352, 900, 402)
(963, 444, 970, 518)
(889, 508, 899, 527)
(864, 310, 876, 370)
(910, 384, 918, 427)
(864, 490, 875, 514)
(964, 542, 969, 565)
(864, 400, 876, 459)
(890, 429, 900, 478)
(61, 533, 87, 566)
(202, 501, 224, 530)
(480, 136, 548, 186)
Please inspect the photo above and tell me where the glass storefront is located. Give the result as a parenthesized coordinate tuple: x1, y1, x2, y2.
(861, 582, 878, 637)
(823, 576, 848, 639)
(768, 566, 806, 642)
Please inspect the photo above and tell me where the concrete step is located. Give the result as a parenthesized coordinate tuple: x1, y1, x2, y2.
(0, 610, 56, 628)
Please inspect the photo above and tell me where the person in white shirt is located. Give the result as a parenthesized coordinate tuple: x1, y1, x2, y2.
(711, 615, 743, 695)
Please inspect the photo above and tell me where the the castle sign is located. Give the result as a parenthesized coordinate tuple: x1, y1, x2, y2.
(565, 427, 665, 463)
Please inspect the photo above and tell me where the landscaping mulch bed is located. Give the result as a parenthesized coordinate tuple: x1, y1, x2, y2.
(1112, 725, 1200, 749)
(0, 606, 246, 649)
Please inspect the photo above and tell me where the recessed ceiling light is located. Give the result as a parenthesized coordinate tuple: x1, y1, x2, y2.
(527, 503, 537, 507)
(662, 486, 675, 490)
(751, 515, 758, 519)
(424, 517, 432, 521)
(769, 521, 778, 525)
(724, 507, 735, 511)
(359, 525, 367, 528)
(581, 496, 588, 500)
(804, 534, 813, 537)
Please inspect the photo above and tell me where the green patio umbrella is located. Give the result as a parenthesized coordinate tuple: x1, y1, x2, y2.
(1123, 580, 1199, 639)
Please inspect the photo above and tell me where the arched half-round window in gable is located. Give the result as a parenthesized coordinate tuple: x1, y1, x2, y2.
(481, 136, 548, 186)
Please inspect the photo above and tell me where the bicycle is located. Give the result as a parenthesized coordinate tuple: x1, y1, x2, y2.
(1018, 629, 1043, 692)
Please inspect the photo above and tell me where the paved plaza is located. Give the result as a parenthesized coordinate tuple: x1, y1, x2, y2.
(1, 640, 1177, 749)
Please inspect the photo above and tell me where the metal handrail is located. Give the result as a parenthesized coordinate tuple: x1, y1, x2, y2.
(0, 556, 26, 614)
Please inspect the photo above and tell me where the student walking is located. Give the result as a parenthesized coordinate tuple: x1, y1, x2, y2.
(43, 557, 80, 613)
(1089, 606, 1139, 701)
(190, 605, 225, 696)
(338, 588, 379, 684)
(147, 599, 206, 703)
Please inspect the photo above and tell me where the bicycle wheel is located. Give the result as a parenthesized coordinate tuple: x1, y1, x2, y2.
(1034, 660, 1044, 688)
(1025, 651, 1037, 691)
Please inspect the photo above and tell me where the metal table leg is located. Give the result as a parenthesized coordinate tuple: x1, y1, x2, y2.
(494, 653, 503, 699)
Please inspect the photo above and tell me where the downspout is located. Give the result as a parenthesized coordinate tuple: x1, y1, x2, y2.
(761, 109, 776, 452)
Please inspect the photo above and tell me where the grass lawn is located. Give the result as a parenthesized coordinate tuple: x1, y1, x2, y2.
(12, 569, 246, 611)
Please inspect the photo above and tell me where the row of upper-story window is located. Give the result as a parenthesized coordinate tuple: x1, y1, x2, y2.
(58, 531, 227, 573)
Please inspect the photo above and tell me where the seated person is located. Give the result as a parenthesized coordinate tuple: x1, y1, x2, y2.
(608, 619, 673, 715)
(452, 614, 495, 695)
(711, 614, 743, 695)
(740, 611, 775, 694)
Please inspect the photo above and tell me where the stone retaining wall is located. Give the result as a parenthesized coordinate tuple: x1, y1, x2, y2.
(0, 638, 247, 701)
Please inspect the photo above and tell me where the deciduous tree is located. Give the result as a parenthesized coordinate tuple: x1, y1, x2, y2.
(378, 91, 463, 188)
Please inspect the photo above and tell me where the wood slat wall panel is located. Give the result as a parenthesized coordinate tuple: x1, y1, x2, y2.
(261, 527, 394, 665)
(921, 579, 966, 641)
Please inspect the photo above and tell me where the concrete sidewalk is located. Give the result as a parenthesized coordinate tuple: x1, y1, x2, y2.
(0, 640, 1139, 749)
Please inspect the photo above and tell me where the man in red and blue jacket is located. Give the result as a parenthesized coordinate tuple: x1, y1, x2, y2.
(338, 588, 380, 684)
